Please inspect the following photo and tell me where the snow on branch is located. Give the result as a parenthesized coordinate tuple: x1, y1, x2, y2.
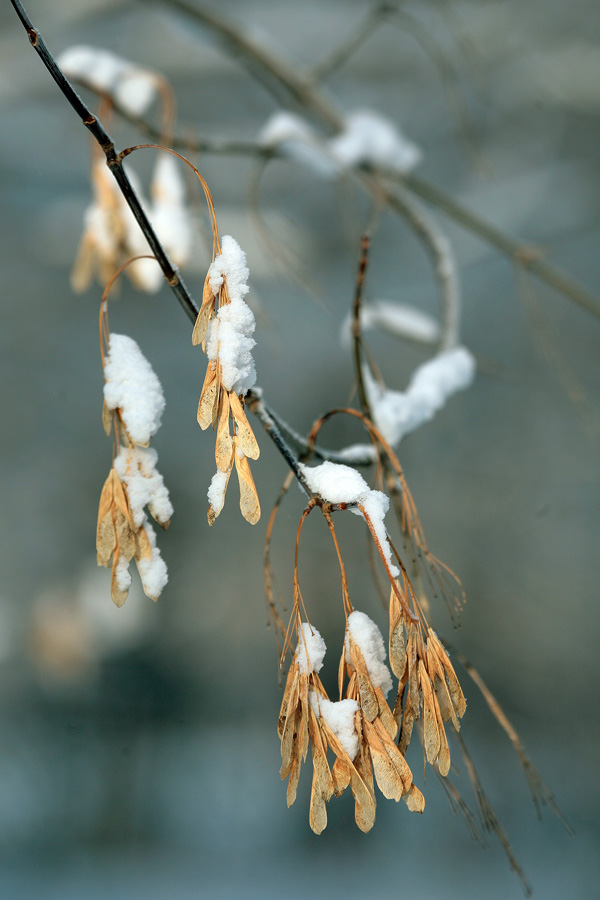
(57, 45, 160, 116)
(103, 333, 166, 446)
(299, 460, 399, 577)
(345, 610, 393, 697)
(365, 346, 476, 447)
(341, 299, 441, 347)
(259, 108, 422, 177)
(206, 235, 257, 396)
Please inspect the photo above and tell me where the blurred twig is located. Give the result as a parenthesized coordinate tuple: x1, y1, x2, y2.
(158, 0, 600, 321)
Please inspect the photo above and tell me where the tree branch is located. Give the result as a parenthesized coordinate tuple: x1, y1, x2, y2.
(10, 0, 324, 491)
(159, 0, 600, 321)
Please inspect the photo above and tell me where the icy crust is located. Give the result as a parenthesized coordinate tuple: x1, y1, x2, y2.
(57, 45, 158, 116)
(365, 346, 476, 447)
(295, 623, 327, 675)
(346, 611, 393, 697)
(104, 334, 166, 445)
(113, 445, 173, 529)
(206, 236, 257, 395)
(299, 461, 399, 578)
(310, 694, 360, 760)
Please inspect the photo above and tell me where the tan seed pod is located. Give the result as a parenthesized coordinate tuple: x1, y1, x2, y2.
(331, 758, 352, 796)
(101, 399, 113, 436)
(192, 274, 216, 346)
(429, 629, 467, 718)
(375, 686, 398, 740)
(115, 509, 136, 563)
(352, 746, 376, 833)
(435, 692, 451, 777)
(96, 470, 116, 566)
(197, 362, 217, 430)
(389, 617, 407, 680)
(286, 756, 301, 808)
(419, 659, 441, 766)
(234, 451, 261, 525)
(347, 636, 379, 722)
(229, 391, 260, 460)
(309, 761, 328, 834)
(135, 523, 153, 561)
(403, 783, 425, 814)
(211, 379, 222, 431)
(372, 718, 413, 794)
(363, 719, 405, 802)
(215, 391, 233, 472)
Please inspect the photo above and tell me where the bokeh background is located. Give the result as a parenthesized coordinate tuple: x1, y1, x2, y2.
(1, 1, 598, 897)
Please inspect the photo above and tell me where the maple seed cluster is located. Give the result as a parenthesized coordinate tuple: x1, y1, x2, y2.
(193, 245, 261, 526)
(96, 332, 172, 606)
(280, 595, 466, 833)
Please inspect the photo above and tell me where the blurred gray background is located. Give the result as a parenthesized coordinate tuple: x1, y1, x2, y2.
(0, 0, 598, 897)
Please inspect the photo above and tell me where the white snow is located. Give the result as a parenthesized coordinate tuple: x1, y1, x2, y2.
(341, 301, 441, 347)
(346, 610, 393, 697)
(115, 556, 132, 593)
(356, 490, 398, 577)
(295, 622, 327, 675)
(58, 45, 158, 116)
(365, 346, 476, 446)
(207, 468, 229, 516)
(113, 445, 173, 529)
(310, 694, 360, 760)
(258, 109, 421, 178)
(299, 461, 399, 577)
(329, 110, 422, 174)
(206, 236, 256, 395)
(259, 111, 337, 178)
(103, 333, 166, 445)
(150, 153, 193, 267)
(335, 444, 378, 464)
(299, 460, 369, 505)
(136, 518, 168, 600)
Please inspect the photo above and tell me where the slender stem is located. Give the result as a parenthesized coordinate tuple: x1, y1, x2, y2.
(352, 235, 372, 415)
(160, 0, 343, 130)
(308, 4, 387, 84)
(402, 172, 600, 320)
(245, 391, 311, 494)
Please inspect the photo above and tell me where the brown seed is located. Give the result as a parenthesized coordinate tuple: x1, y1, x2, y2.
(197, 363, 217, 430)
(215, 391, 233, 472)
(364, 719, 404, 801)
(101, 399, 113, 436)
(372, 718, 412, 794)
(403, 783, 425, 813)
(375, 686, 398, 740)
(229, 391, 260, 460)
(419, 659, 441, 766)
(234, 451, 261, 525)
(192, 274, 216, 346)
